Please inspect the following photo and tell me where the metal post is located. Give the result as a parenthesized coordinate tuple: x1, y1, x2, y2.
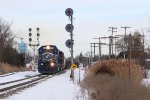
(79, 64, 80, 83)
(33, 48, 36, 71)
(70, 15, 74, 79)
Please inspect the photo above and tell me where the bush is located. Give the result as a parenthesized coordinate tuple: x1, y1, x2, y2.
(80, 59, 149, 100)
(86, 59, 144, 82)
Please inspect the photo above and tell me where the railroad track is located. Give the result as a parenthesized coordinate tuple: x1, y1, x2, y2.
(0, 72, 15, 77)
(0, 74, 41, 86)
(0, 74, 51, 99)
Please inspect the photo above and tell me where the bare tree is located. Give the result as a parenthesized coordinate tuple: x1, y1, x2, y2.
(0, 18, 25, 66)
(116, 31, 146, 66)
(0, 18, 14, 61)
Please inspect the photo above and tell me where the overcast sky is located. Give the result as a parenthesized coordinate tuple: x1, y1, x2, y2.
(1, 0, 150, 57)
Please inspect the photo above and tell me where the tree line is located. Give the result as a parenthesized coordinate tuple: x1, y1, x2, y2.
(0, 18, 26, 67)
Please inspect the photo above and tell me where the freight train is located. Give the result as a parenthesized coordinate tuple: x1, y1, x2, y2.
(37, 45, 66, 74)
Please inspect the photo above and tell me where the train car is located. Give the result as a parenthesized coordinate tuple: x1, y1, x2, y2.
(37, 45, 65, 74)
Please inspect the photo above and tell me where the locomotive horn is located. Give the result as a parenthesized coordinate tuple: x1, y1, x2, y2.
(65, 24, 74, 33)
(65, 39, 74, 48)
(65, 8, 73, 16)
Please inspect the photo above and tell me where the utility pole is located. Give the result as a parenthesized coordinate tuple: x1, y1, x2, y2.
(93, 37, 106, 60)
(121, 26, 131, 59)
(101, 36, 118, 59)
(128, 34, 131, 79)
(90, 42, 106, 62)
(108, 27, 117, 55)
(90, 43, 93, 63)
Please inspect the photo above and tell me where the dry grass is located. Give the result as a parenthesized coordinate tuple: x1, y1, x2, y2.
(0, 63, 30, 74)
(86, 59, 144, 82)
(80, 59, 150, 100)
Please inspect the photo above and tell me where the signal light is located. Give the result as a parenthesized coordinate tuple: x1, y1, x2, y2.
(37, 33, 40, 37)
(37, 27, 39, 31)
(65, 24, 74, 32)
(65, 8, 73, 16)
(29, 33, 32, 36)
(29, 28, 32, 31)
(29, 38, 32, 41)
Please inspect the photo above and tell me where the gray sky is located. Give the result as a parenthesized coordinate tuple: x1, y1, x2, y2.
(1, 0, 150, 57)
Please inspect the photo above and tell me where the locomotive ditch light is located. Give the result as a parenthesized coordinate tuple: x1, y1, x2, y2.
(49, 61, 56, 68)
(50, 62, 55, 67)
(40, 62, 43, 66)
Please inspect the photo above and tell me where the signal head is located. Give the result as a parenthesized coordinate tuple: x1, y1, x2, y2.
(65, 39, 74, 48)
(37, 27, 40, 31)
(65, 24, 74, 32)
(29, 38, 32, 42)
(29, 28, 32, 31)
(65, 8, 73, 16)
(29, 33, 32, 37)
(37, 33, 40, 37)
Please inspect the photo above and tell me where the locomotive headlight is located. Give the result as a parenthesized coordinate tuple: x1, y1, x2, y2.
(46, 45, 50, 50)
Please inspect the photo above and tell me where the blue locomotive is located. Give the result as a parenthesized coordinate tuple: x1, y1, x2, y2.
(38, 45, 65, 74)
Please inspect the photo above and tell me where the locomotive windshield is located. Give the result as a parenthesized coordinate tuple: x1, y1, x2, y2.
(41, 52, 55, 61)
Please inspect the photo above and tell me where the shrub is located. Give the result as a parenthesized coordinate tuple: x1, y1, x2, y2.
(86, 59, 144, 82)
(80, 59, 149, 100)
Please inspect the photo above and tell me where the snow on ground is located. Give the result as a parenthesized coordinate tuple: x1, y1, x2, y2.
(5, 67, 86, 100)
(0, 71, 39, 83)
(3, 67, 150, 100)
(142, 70, 150, 86)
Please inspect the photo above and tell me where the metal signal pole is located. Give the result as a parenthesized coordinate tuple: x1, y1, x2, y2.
(28, 28, 40, 71)
(70, 15, 74, 79)
(65, 8, 75, 79)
